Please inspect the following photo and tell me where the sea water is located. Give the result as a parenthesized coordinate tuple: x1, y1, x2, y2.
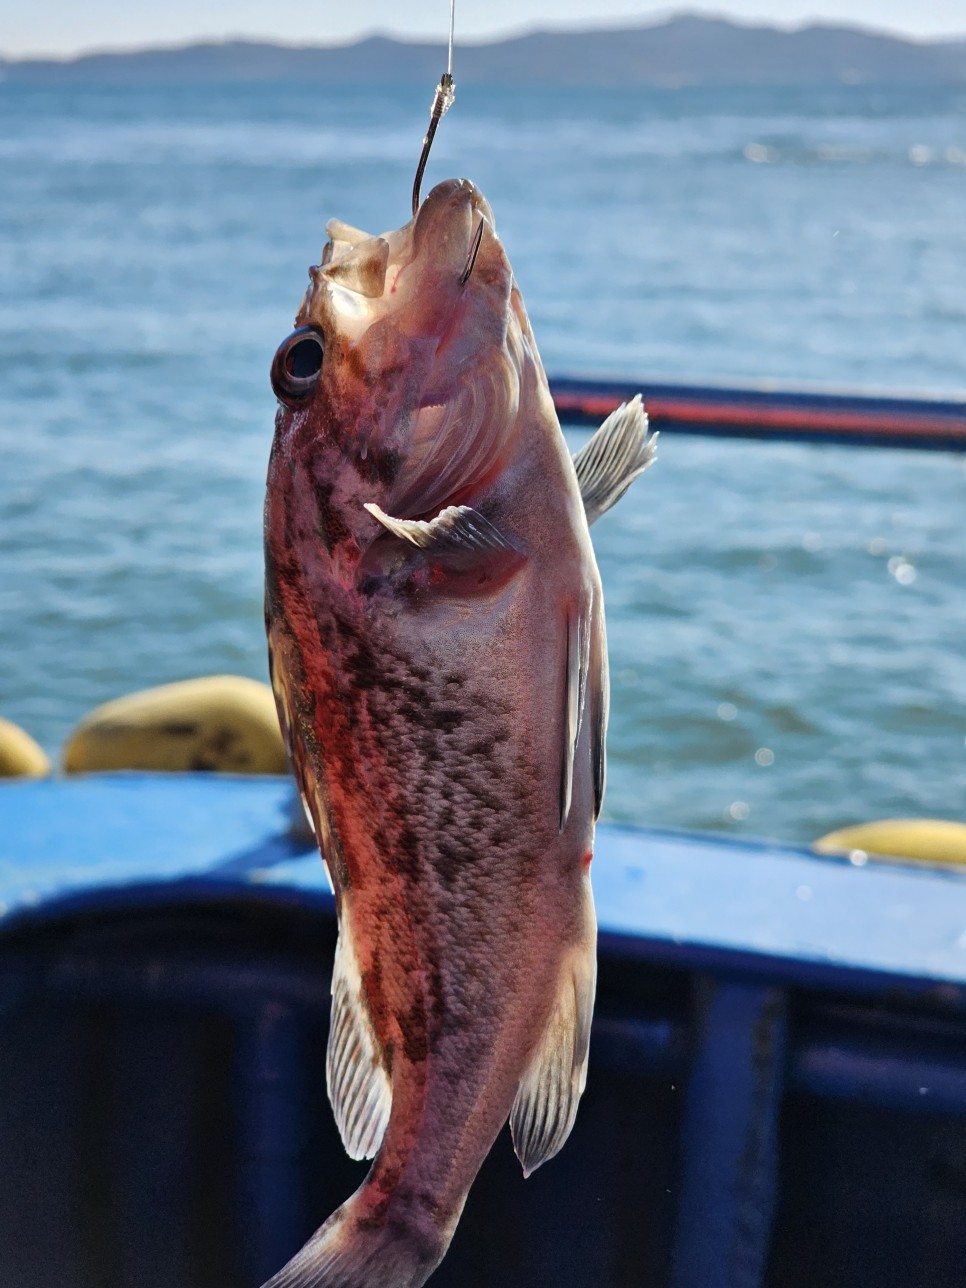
(1, 79, 964, 844)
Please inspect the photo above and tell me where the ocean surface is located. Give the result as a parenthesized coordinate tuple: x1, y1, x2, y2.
(1, 79, 964, 845)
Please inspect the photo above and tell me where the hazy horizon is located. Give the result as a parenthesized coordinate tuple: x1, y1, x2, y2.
(2, 3, 964, 61)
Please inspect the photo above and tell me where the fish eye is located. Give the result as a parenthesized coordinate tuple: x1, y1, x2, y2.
(271, 326, 325, 408)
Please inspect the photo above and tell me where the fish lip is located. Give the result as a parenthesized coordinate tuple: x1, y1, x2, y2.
(415, 177, 495, 241)
(452, 176, 494, 224)
(421, 175, 490, 210)
(408, 179, 499, 305)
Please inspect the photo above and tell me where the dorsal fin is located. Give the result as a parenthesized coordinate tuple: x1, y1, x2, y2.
(572, 394, 657, 525)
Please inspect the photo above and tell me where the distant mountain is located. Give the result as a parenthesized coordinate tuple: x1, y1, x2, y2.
(3, 15, 966, 87)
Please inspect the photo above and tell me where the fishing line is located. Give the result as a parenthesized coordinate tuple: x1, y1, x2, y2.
(412, 0, 458, 215)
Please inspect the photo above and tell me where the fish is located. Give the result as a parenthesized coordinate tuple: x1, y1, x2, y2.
(262, 176, 656, 1288)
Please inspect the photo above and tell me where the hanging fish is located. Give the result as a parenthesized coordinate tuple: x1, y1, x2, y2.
(263, 176, 655, 1288)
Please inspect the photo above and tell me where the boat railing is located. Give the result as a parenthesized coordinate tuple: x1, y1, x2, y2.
(551, 376, 966, 451)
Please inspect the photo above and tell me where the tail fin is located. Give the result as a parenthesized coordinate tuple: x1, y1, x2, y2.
(260, 1189, 449, 1288)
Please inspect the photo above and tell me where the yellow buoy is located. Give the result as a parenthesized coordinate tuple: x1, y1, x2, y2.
(0, 717, 51, 778)
(814, 819, 966, 868)
(63, 675, 289, 776)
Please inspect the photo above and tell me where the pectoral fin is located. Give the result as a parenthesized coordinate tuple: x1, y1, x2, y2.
(572, 394, 657, 525)
(327, 918, 392, 1161)
(364, 502, 516, 557)
(510, 936, 597, 1178)
(589, 608, 608, 820)
(559, 602, 591, 831)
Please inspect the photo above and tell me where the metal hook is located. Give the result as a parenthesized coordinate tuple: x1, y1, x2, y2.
(412, 72, 456, 217)
(459, 218, 485, 287)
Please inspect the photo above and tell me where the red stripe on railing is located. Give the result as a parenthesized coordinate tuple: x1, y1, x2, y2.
(551, 391, 966, 444)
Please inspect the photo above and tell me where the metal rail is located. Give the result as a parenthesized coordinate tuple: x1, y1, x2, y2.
(550, 376, 966, 451)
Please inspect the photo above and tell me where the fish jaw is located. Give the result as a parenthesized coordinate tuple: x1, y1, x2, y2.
(276, 179, 537, 531)
(304, 177, 502, 351)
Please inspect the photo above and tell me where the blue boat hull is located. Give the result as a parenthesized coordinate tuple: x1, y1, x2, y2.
(2, 775, 965, 1287)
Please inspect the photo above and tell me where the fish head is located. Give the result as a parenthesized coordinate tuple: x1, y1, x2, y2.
(270, 179, 543, 523)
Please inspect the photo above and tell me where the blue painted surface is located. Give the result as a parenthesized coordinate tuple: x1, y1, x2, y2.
(3, 773, 966, 1288)
(2, 774, 965, 989)
(596, 825, 966, 988)
(672, 983, 786, 1288)
(0, 774, 320, 915)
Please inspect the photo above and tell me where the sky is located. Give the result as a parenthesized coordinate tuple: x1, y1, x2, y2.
(2, 1, 965, 59)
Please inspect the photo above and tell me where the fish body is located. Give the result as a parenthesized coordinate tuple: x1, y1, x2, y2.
(263, 178, 654, 1288)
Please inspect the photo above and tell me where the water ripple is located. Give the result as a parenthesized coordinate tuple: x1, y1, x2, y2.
(1, 81, 964, 844)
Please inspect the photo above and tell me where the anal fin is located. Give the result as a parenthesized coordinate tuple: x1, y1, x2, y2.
(511, 935, 597, 1178)
(327, 919, 391, 1161)
(572, 394, 657, 525)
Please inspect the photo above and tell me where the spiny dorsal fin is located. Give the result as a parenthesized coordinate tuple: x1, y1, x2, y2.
(364, 501, 515, 556)
(572, 394, 657, 525)
(510, 937, 597, 1178)
(326, 920, 391, 1161)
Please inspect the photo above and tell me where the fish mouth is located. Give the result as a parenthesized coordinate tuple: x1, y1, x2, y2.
(412, 178, 497, 285)
(418, 176, 494, 226)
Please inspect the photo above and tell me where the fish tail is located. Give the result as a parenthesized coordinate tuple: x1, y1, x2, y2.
(259, 1187, 451, 1288)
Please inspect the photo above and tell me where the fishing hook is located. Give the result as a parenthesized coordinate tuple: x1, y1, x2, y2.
(412, 0, 458, 216)
(412, 73, 455, 217)
(459, 217, 485, 286)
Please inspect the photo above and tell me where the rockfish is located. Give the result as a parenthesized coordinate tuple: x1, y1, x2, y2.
(263, 177, 655, 1288)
